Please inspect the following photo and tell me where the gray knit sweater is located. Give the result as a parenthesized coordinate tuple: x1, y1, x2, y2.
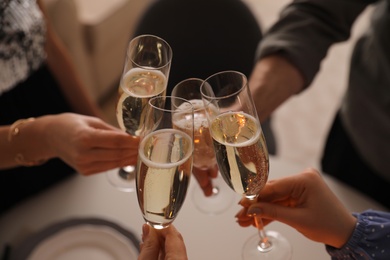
(257, 0, 390, 181)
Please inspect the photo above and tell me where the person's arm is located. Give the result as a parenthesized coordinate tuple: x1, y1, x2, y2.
(36, 0, 104, 119)
(0, 113, 139, 175)
(249, 0, 372, 121)
(192, 164, 219, 197)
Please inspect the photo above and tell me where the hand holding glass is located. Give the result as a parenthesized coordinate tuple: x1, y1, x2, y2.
(200, 71, 292, 259)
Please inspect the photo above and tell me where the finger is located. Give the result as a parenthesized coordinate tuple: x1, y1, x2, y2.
(236, 217, 254, 227)
(75, 156, 138, 175)
(66, 146, 138, 172)
(209, 164, 219, 178)
(238, 197, 252, 207)
(86, 147, 139, 163)
(163, 225, 187, 259)
(138, 224, 160, 260)
(84, 129, 140, 149)
(247, 202, 304, 229)
(235, 208, 253, 227)
(85, 116, 122, 131)
(201, 182, 214, 197)
(257, 174, 304, 203)
(192, 167, 213, 196)
(236, 214, 273, 228)
(192, 167, 210, 186)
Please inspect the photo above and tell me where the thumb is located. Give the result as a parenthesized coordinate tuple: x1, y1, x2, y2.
(138, 224, 160, 260)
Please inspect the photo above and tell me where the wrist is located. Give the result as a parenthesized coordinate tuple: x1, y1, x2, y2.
(34, 115, 58, 159)
(8, 117, 49, 166)
(340, 214, 358, 247)
(328, 213, 357, 249)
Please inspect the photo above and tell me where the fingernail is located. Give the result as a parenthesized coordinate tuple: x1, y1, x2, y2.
(247, 207, 262, 216)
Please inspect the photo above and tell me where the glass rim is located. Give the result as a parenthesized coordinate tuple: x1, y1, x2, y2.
(127, 34, 173, 70)
(173, 77, 204, 87)
(200, 70, 248, 101)
(171, 78, 205, 112)
(148, 95, 194, 113)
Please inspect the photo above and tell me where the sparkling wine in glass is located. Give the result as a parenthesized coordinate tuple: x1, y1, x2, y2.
(171, 78, 235, 215)
(136, 96, 194, 229)
(106, 34, 173, 192)
(201, 71, 292, 259)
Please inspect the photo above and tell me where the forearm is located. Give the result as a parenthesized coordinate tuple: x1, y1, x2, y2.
(45, 36, 103, 118)
(0, 116, 55, 169)
(250, 0, 371, 122)
(46, 43, 103, 117)
(38, 0, 103, 118)
(249, 55, 304, 121)
(256, 0, 369, 87)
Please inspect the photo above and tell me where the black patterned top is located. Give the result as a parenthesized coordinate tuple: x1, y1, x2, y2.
(0, 0, 46, 95)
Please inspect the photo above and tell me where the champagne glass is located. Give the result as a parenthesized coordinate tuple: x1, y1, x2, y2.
(200, 71, 292, 259)
(136, 96, 194, 229)
(171, 78, 235, 215)
(106, 34, 173, 192)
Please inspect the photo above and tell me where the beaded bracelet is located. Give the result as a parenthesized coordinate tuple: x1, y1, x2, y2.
(8, 117, 47, 166)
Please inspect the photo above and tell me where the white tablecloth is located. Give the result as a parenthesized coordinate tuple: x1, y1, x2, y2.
(0, 156, 387, 259)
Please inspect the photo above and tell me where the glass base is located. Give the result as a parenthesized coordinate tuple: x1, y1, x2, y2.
(242, 230, 292, 260)
(192, 175, 235, 216)
(106, 166, 136, 192)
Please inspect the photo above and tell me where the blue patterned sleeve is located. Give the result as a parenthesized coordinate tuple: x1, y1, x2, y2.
(325, 210, 390, 259)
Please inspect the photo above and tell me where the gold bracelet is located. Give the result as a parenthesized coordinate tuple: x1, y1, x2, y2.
(8, 117, 47, 167)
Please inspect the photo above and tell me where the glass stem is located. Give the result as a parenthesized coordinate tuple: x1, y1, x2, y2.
(254, 212, 273, 252)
